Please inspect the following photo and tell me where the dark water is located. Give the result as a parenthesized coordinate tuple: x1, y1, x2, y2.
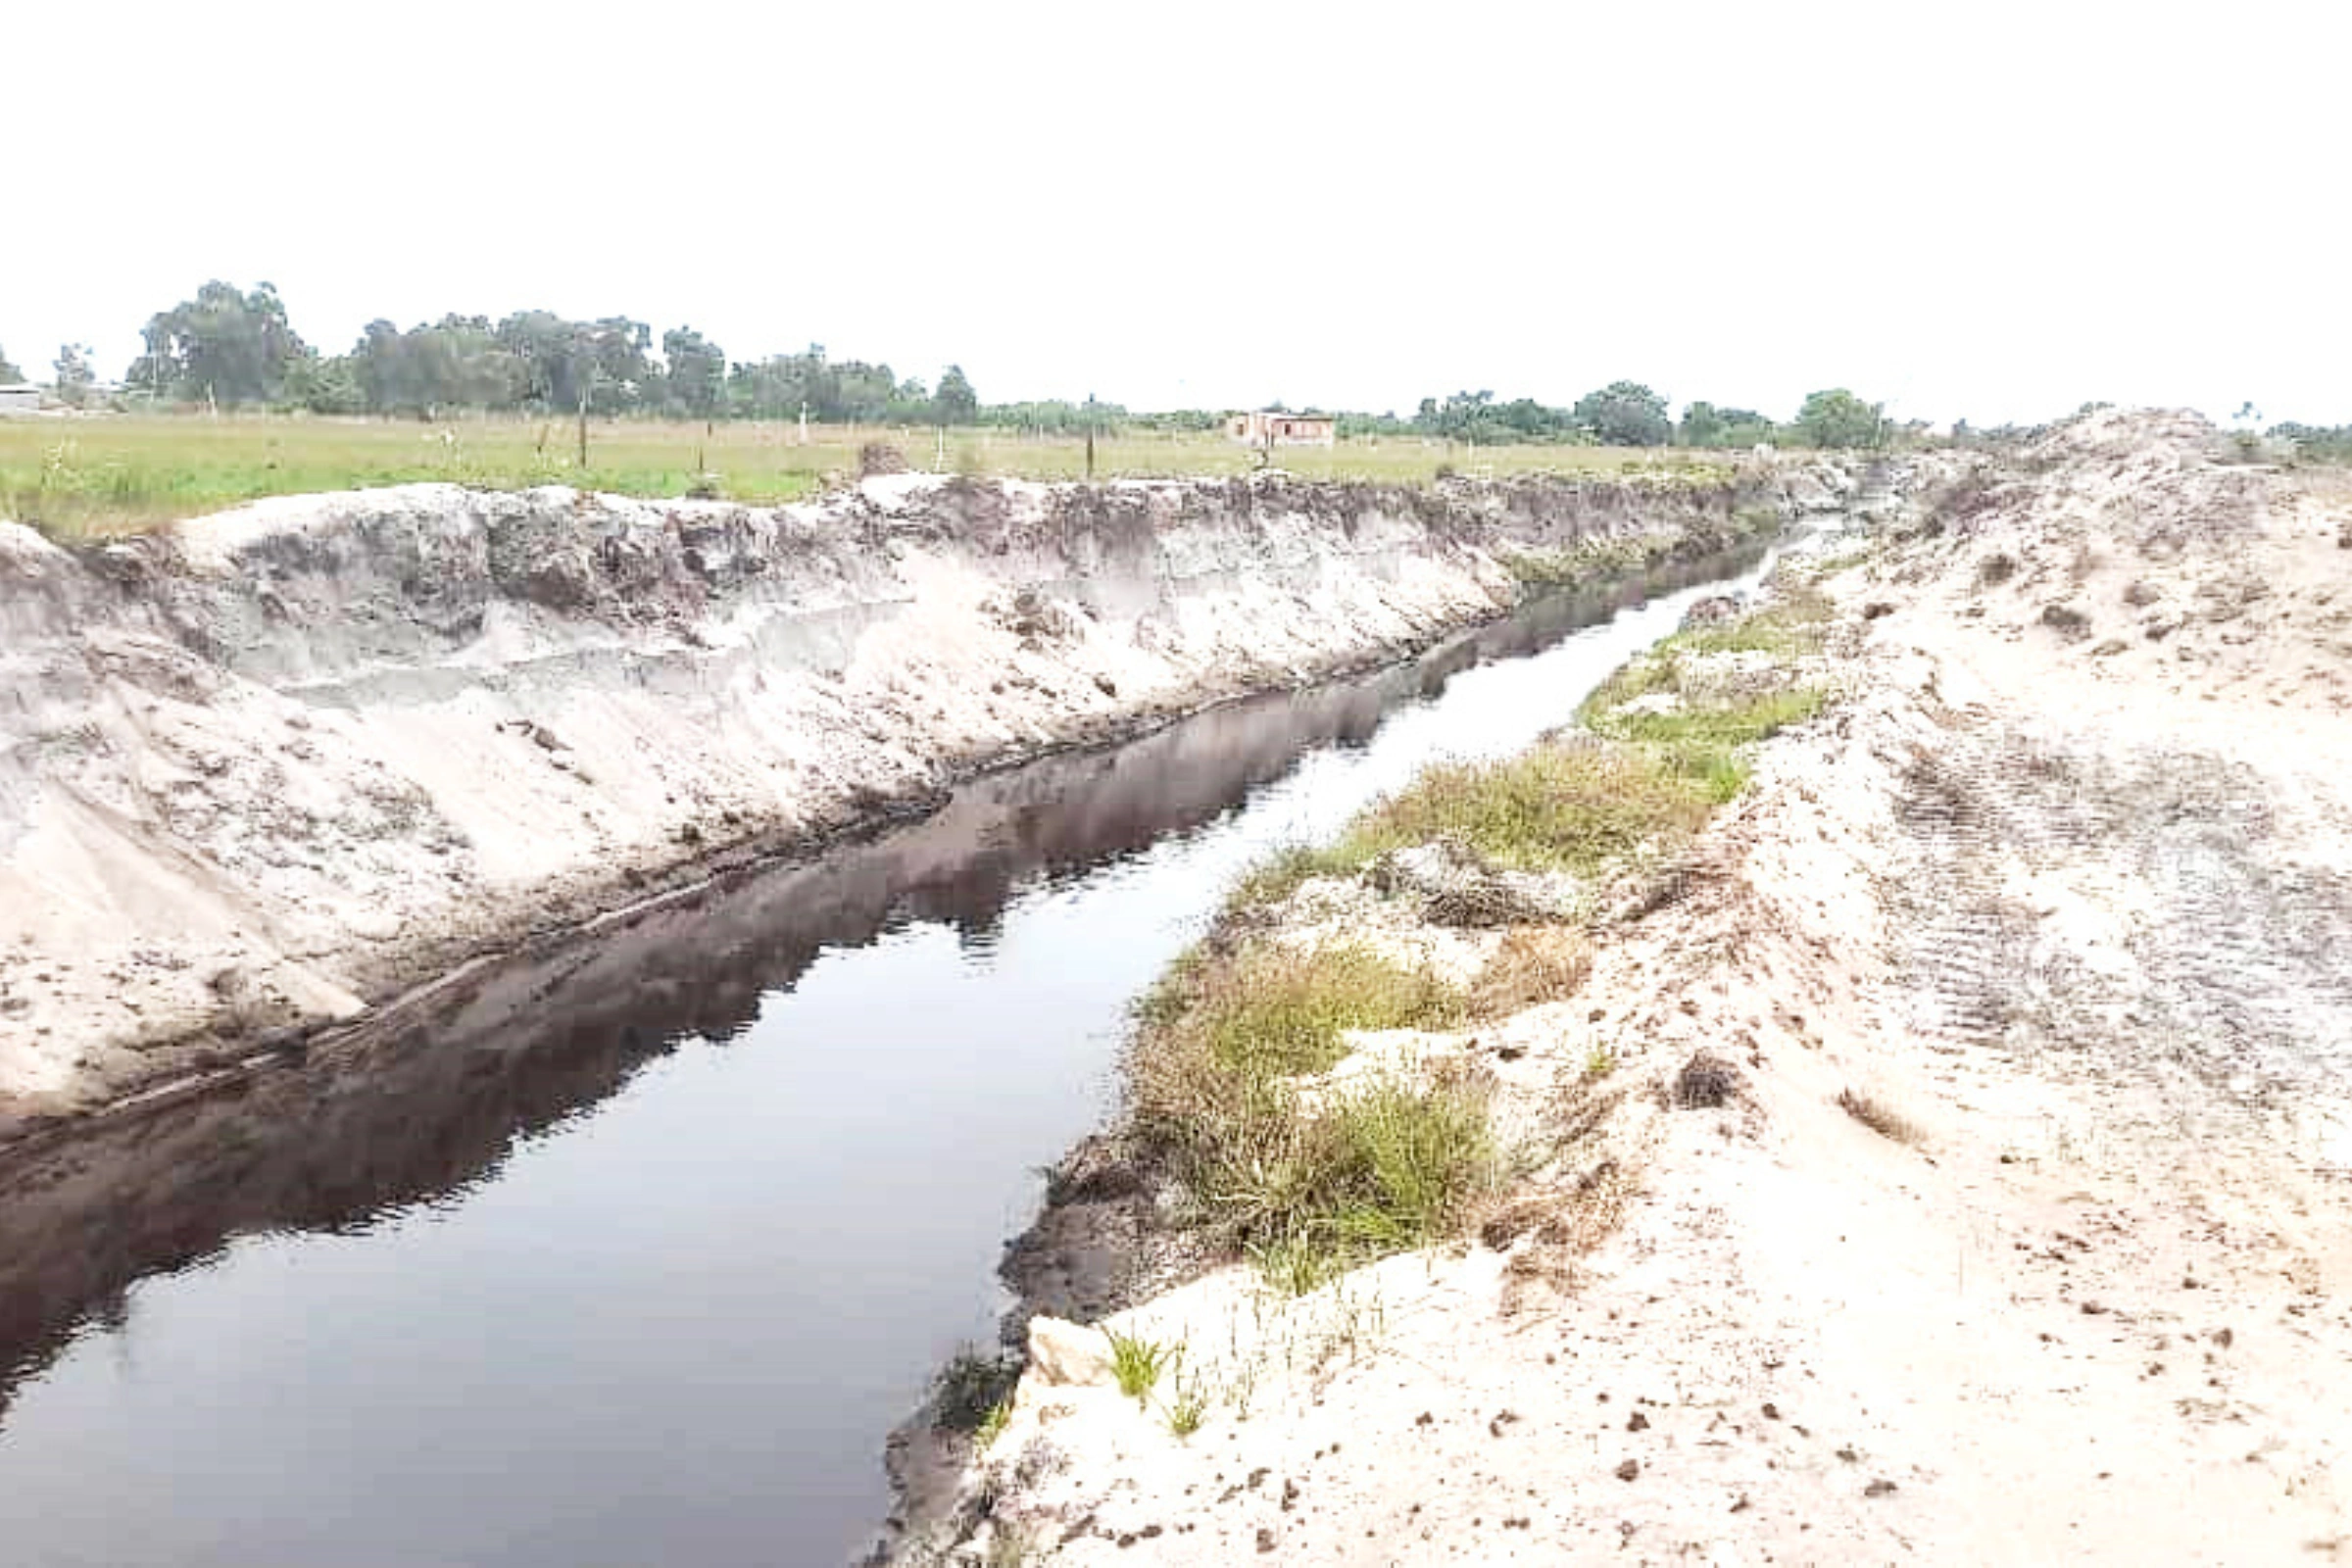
(0, 546, 1776, 1568)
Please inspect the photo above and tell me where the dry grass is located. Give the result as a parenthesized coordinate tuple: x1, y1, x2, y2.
(1837, 1088, 1923, 1146)
(1469, 926, 1594, 1018)
(0, 413, 1735, 537)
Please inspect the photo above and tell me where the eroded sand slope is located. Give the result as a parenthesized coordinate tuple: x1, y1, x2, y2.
(906, 414, 2352, 1564)
(0, 468, 1809, 1119)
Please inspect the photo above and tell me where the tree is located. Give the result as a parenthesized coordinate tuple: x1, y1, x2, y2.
(1420, 390, 1494, 441)
(127, 280, 310, 405)
(495, 310, 584, 410)
(662, 326, 726, 418)
(1571, 381, 1672, 446)
(1679, 402, 1780, 449)
(283, 353, 365, 415)
(934, 365, 978, 425)
(581, 318, 654, 413)
(52, 344, 96, 408)
(1678, 401, 1725, 448)
(1791, 388, 1886, 449)
(0, 343, 21, 382)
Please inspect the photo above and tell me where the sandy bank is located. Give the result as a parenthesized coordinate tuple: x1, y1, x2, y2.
(0, 466, 1844, 1127)
(887, 414, 2352, 1564)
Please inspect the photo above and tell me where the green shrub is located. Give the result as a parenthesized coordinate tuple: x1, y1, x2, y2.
(934, 1348, 1020, 1434)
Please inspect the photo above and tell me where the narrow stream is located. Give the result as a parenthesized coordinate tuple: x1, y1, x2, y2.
(0, 544, 1780, 1568)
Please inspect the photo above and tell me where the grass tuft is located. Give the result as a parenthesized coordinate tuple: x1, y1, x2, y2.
(1317, 1077, 1499, 1250)
(1343, 743, 1720, 877)
(1605, 686, 1829, 803)
(1225, 841, 1373, 912)
(1163, 1370, 1210, 1439)
(1102, 1326, 1177, 1402)
(1192, 946, 1465, 1079)
(1120, 586, 1839, 1302)
(1244, 1230, 1350, 1298)
(1132, 940, 1499, 1286)
(973, 1395, 1013, 1450)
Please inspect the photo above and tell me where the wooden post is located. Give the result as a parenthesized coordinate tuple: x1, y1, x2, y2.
(1085, 393, 1097, 481)
(577, 387, 589, 471)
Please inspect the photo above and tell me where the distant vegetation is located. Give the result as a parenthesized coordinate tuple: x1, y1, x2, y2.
(13, 279, 1903, 453)
(2270, 423, 2352, 464)
(0, 278, 1938, 534)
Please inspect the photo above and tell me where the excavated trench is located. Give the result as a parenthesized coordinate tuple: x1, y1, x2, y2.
(0, 538, 1795, 1567)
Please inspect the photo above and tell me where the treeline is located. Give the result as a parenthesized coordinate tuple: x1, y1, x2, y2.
(2270, 423, 2352, 462)
(1335, 383, 1884, 451)
(105, 282, 982, 425)
(20, 279, 1903, 448)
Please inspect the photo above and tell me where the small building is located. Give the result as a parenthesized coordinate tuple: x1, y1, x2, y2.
(0, 384, 43, 416)
(1226, 410, 1336, 449)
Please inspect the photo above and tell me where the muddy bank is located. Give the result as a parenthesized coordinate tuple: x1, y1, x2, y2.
(0, 466, 1844, 1124)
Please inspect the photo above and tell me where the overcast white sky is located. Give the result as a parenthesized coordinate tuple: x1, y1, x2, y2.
(8, 0, 2346, 426)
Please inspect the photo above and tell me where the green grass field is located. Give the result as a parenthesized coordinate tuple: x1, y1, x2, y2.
(0, 414, 1735, 538)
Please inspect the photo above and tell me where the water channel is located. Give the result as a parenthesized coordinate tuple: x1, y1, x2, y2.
(0, 542, 1780, 1567)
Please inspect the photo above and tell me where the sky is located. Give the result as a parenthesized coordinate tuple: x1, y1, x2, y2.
(7, 0, 2346, 427)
